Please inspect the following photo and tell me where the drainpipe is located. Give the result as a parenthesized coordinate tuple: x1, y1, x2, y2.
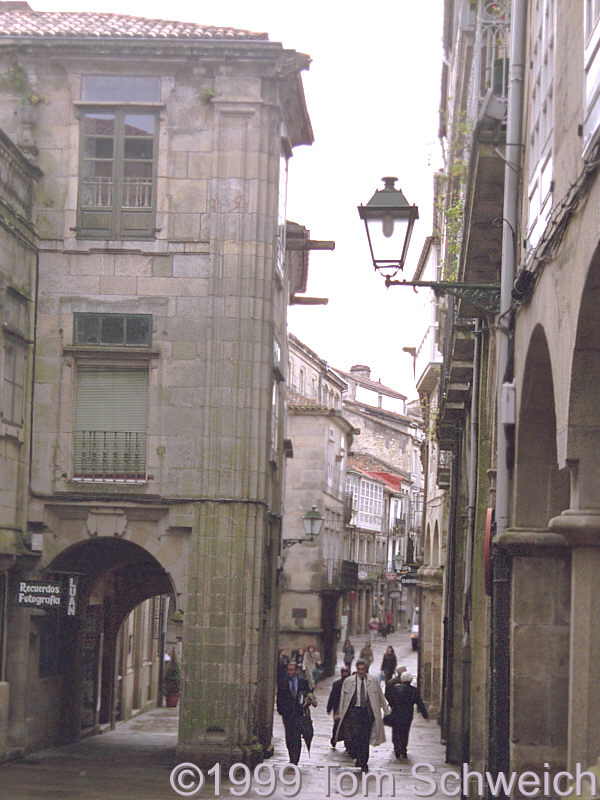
(461, 319, 482, 763)
(491, 0, 527, 789)
(441, 424, 461, 754)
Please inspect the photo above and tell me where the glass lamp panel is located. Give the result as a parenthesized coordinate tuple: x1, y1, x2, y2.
(366, 215, 409, 264)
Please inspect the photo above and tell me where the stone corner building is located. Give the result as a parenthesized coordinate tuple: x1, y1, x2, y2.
(0, 1, 313, 766)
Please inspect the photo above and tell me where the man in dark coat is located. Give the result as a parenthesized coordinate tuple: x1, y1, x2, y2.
(385, 671, 429, 758)
(326, 665, 350, 747)
(276, 661, 317, 764)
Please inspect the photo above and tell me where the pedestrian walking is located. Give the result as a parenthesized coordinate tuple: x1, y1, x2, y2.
(379, 619, 387, 640)
(386, 607, 393, 634)
(277, 648, 290, 684)
(368, 615, 379, 642)
(359, 641, 374, 671)
(302, 644, 322, 689)
(292, 647, 306, 678)
(276, 661, 317, 765)
(380, 645, 397, 683)
(385, 671, 429, 759)
(342, 639, 355, 671)
(335, 658, 390, 773)
(326, 665, 350, 747)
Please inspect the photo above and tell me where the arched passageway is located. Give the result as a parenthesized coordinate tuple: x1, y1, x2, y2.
(505, 324, 570, 775)
(44, 538, 175, 743)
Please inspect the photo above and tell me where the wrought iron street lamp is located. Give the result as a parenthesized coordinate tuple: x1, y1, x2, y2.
(358, 177, 419, 276)
(282, 506, 325, 549)
(358, 178, 501, 315)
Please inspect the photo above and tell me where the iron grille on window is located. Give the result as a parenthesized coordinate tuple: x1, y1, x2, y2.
(73, 430, 147, 482)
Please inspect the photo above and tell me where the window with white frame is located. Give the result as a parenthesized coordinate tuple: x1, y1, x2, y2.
(584, 0, 600, 153)
(338, 434, 345, 496)
(527, 0, 555, 249)
(271, 380, 280, 458)
(357, 478, 383, 532)
(327, 427, 335, 488)
(275, 146, 288, 280)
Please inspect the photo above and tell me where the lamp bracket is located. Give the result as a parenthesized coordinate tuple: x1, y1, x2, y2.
(384, 278, 501, 314)
(282, 537, 314, 549)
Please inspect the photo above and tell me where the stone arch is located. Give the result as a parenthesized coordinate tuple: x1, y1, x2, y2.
(425, 521, 431, 565)
(44, 538, 175, 743)
(514, 323, 569, 527)
(432, 521, 440, 568)
(567, 243, 600, 509)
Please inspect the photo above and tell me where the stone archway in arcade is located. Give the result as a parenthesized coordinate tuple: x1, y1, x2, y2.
(550, 245, 600, 771)
(501, 323, 570, 775)
(45, 538, 175, 743)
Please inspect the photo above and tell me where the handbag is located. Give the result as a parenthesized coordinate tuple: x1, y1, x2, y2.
(383, 713, 393, 727)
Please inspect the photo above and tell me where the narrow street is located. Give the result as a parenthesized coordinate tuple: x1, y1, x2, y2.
(0, 626, 452, 799)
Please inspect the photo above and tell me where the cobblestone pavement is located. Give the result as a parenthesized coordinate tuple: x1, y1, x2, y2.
(0, 627, 453, 799)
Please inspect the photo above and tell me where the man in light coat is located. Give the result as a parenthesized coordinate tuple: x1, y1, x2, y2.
(334, 658, 390, 772)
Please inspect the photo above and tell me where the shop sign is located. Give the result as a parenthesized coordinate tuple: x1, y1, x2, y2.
(389, 591, 401, 598)
(385, 572, 396, 581)
(15, 575, 79, 615)
(358, 570, 368, 581)
(16, 580, 62, 609)
(400, 571, 418, 585)
(66, 576, 79, 616)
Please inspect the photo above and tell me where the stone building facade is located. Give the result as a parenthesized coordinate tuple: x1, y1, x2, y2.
(0, 2, 313, 765)
(279, 334, 356, 675)
(423, 0, 600, 784)
(0, 125, 40, 761)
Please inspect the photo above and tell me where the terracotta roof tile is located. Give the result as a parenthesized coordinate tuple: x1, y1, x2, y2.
(0, 6, 268, 40)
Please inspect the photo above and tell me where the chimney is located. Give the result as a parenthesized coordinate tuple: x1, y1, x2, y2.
(350, 365, 371, 381)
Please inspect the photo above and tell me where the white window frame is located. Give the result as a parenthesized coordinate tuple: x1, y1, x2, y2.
(527, 0, 555, 249)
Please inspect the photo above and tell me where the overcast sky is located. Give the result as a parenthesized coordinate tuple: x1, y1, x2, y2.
(34, 0, 444, 399)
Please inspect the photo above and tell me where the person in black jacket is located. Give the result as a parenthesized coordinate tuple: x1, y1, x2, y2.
(276, 661, 317, 764)
(380, 645, 397, 684)
(327, 665, 350, 747)
(385, 671, 429, 758)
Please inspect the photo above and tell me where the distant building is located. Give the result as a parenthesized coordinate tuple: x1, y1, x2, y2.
(337, 365, 425, 634)
(279, 335, 355, 675)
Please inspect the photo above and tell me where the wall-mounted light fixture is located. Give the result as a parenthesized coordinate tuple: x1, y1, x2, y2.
(282, 506, 325, 549)
(358, 177, 500, 314)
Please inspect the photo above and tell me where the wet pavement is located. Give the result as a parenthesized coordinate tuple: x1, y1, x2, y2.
(0, 627, 452, 799)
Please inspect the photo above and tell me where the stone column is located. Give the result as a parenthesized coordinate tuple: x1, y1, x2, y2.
(176, 93, 281, 767)
(549, 510, 600, 771)
(418, 566, 443, 718)
(496, 528, 570, 774)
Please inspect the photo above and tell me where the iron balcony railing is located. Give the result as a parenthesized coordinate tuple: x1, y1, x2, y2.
(73, 430, 147, 482)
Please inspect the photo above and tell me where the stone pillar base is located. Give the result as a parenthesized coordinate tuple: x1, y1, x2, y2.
(176, 740, 265, 770)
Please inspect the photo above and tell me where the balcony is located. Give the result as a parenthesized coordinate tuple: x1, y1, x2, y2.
(436, 449, 452, 489)
(322, 559, 359, 591)
(73, 430, 147, 482)
(415, 324, 443, 395)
